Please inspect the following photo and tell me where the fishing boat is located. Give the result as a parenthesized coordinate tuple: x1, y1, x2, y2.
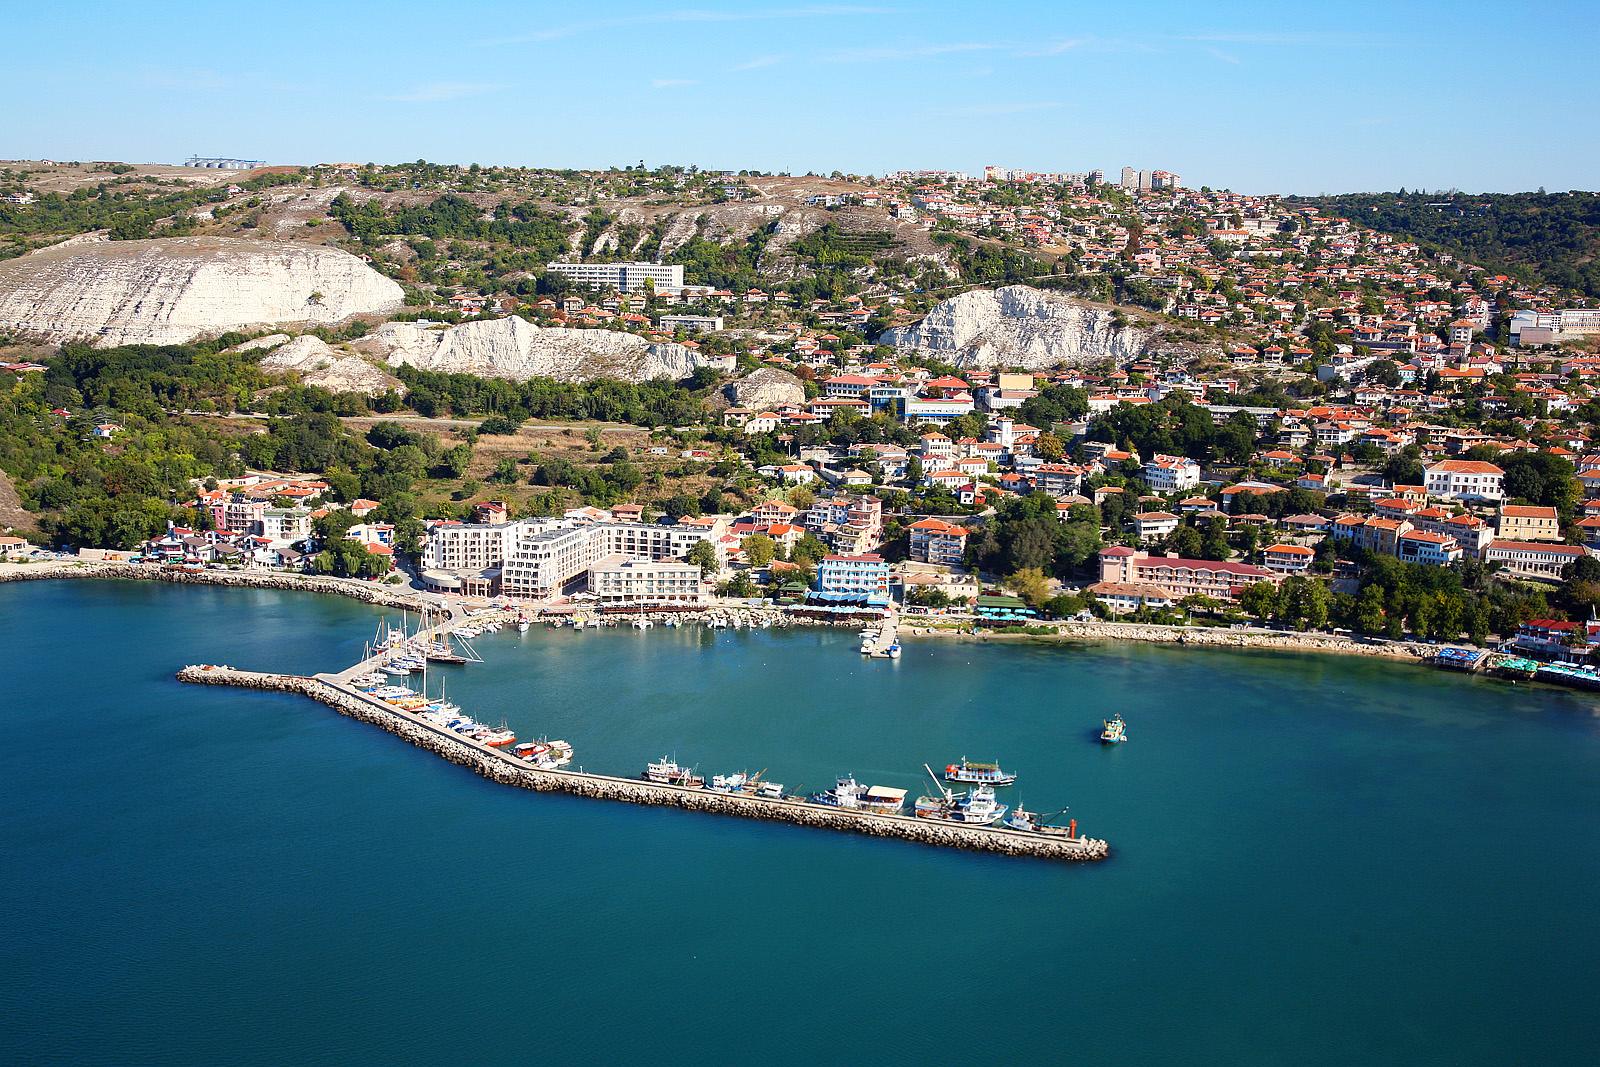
(1100, 714, 1128, 744)
(943, 757, 1017, 787)
(915, 765, 1008, 825)
(707, 771, 749, 793)
(644, 757, 705, 788)
(810, 776, 907, 815)
(517, 619, 531, 634)
(1003, 805, 1078, 838)
(752, 780, 784, 800)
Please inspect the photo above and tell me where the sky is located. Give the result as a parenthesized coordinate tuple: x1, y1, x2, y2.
(6, 0, 1598, 194)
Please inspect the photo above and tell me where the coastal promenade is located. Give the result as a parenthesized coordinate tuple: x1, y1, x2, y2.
(176, 663, 1111, 863)
(2, 558, 1436, 662)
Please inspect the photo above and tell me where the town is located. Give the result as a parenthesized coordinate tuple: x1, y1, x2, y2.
(6, 159, 1600, 683)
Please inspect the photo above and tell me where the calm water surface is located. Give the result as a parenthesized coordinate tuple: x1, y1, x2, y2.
(3, 580, 1598, 1066)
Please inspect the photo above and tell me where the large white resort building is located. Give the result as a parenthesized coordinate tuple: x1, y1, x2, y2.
(543, 261, 685, 293)
(421, 517, 718, 601)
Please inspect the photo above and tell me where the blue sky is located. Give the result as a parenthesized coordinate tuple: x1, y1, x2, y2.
(7, 0, 1597, 193)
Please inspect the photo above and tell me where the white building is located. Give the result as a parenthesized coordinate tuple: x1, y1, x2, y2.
(423, 518, 718, 598)
(1485, 539, 1589, 581)
(657, 314, 724, 334)
(545, 261, 685, 293)
(1142, 453, 1201, 493)
(1424, 459, 1504, 502)
(586, 555, 705, 606)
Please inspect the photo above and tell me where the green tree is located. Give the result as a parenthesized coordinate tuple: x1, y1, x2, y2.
(686, 540, 719, 578)
(1006, 566, 1051, 610)
(742, 533, 776, 567)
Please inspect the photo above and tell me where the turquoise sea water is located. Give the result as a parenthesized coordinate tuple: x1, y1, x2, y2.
(3, 580, 1599, 1066)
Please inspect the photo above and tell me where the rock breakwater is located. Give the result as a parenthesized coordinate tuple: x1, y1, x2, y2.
(176, 665, 1110, 863)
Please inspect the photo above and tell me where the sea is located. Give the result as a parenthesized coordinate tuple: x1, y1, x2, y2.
(2, 580, 1598, 1066)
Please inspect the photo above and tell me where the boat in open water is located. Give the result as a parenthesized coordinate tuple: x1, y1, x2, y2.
(1100, 714, 1128, 744)
(943, 757, 1016, 786)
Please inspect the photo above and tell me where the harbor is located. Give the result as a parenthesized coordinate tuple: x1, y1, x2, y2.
(175, 646, 1110, 862)
(9, 578, 1600, 1067)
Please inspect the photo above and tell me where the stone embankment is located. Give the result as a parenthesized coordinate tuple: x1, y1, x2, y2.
(176, 664, 1109, 863)
(913, 619, 1432, 661)
(0, 560, 434, 611)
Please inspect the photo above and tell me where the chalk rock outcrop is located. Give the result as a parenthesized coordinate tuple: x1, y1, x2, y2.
(881, 285, 1167, 369)
(0, 237, 404, 347)
(257, 335, 401, 395)
(363, 316, 716, 382)
(724, 367, 805, 410)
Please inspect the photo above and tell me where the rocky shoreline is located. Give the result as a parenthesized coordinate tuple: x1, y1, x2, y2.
(177, 664, 1111, 863)
(908, 619, 1434, 661)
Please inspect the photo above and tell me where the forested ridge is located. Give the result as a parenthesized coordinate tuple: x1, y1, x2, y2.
(1296, 190, 1600, 298)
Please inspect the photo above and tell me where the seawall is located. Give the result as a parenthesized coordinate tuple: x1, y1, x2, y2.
(909, 619, 1433, 661)
(176, 664, 1110, 863)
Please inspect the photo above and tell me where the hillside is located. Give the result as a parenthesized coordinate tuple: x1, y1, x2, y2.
(1296, 190, 1600, 298)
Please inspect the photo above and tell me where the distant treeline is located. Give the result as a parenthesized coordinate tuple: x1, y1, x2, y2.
(1295, 190, 1600, 298)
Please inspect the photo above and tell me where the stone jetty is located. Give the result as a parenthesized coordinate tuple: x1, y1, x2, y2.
(176, 664, 1110, 863)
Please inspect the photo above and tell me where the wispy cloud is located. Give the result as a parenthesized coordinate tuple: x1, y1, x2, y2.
(484, 6, 896, 45)
(1180, 31, 1378, 46)
(732, 54, 786, 71)
(826, 42, 999, 63)
(934, 100, 1065, 118)
(650, 78, 699, 90)
(1205, 47, 1241, 65)
(378, 81, 502, 102)
(1017, 38, 1086, 57)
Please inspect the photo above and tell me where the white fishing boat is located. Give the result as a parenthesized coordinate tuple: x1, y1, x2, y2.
(1100, 714, 1128, 744)
(915, 765, 1008, 825)
(644, 756, 705, 787)
(811, 776, 907, 815)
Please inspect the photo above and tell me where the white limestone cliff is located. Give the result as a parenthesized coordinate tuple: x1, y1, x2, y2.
(0, 237, 405, 347)
(362, 316, 716, 382)
(880, 285, 1164, 369)
(724, 367, 806, 410)
(256, 335, 401, 396)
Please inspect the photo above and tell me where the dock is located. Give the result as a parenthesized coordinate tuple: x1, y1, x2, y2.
(176, 664, 1110, 863)
(859, 614, 902, 658)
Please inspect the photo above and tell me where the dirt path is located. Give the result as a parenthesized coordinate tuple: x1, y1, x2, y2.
(0, 469, 38, 534)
